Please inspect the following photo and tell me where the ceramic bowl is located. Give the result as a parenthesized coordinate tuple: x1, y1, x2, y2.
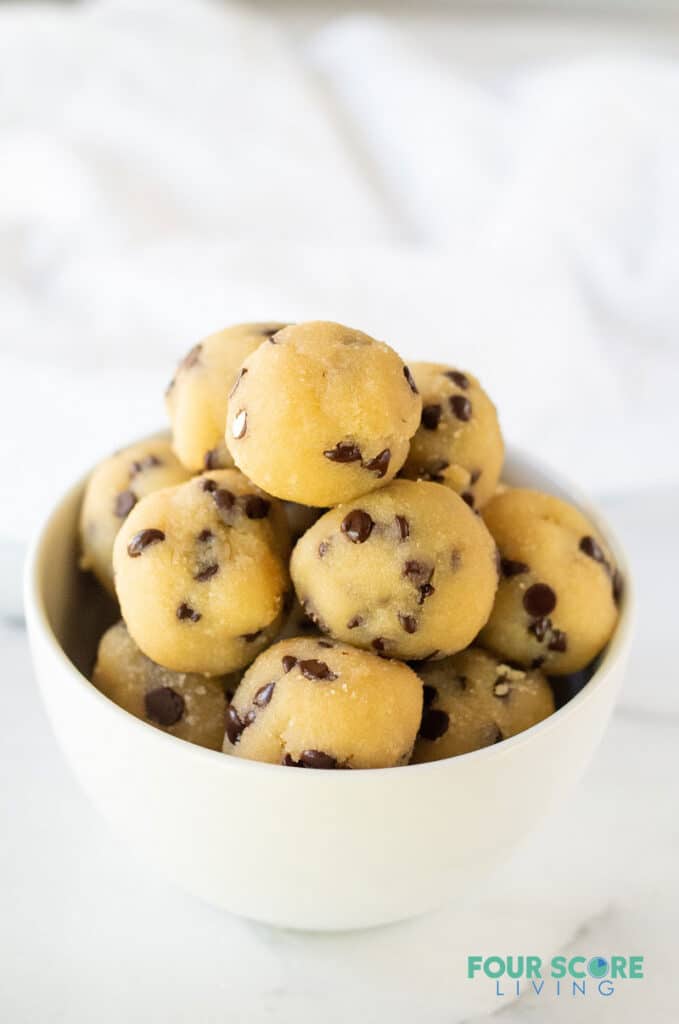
(24, 448, 633, 931)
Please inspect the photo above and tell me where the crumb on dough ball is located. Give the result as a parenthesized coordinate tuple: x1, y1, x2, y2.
(92, 621, 238, 750)
(479, 488, 621, 675)
(224, 321, 422, 506)
(223, 638, 423, 769)
(79, 436, 193, 595)
(411, 647, 555, 763)
(290, 479, 498, 661)
(400, 362, 504, 511)
(166, 322, 289, 471)
(112, 469, 290, 675)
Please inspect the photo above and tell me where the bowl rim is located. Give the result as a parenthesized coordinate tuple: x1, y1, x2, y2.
(23, 444, 634, 780)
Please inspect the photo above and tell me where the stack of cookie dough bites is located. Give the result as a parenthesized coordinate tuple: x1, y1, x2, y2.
(81, 320, 622, 768)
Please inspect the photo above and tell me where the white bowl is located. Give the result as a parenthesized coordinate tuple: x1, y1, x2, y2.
(24, 449, 633, 931)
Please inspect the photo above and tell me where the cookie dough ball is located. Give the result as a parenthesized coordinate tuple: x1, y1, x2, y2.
(166, 322, 288, 471)
(223, 638, 423, 769)
(113, 470, 289, 675)
(290, 479, 498, 661)
(79, 437, 193, 595)
(400, 363, 504, 511)
(225, 321, 422, 506)
(479, 488, 621, 675)
(411, 647, 555, 763)
(93, 621, 238, 750)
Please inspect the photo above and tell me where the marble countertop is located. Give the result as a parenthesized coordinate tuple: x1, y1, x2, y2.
(1, 485, 676, 1023)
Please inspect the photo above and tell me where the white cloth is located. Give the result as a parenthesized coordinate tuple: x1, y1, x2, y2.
(1, 0, 678, 544)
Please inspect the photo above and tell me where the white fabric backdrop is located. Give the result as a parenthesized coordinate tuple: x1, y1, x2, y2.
(2, 0, 678, 543)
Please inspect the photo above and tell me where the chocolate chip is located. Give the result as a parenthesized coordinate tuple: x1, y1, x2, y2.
(300, 750, 338, 769)
(419, 708, 449, 741)
(523, 583, 557, 617)
(127, 528, 165, 557)
(403, 365, 418, 394)
(176, 603, 201, 623)
(197, 528, 214, 542)
(225, 706, 245, 745)
(242, 629, 262, 642)
(254, 682, 275, 707)
(470, 468, 482, 484)
(244, 495, 270, 519)
(398, 613, 417, 634)
(229, 366, 248, 398)
(283, 754, 300, 766)
(450, 394, 472, 421)
(484, 722, 504, 745)
(580, 535, 606, 563)
(299, 659, 337, 681)
(213, 488, 235, 512)
(323, 441, 362, 464)
(317, 640, 334, 648)
(282, 655, 297, 673)
(421, 404, 442, 430)
(129, 454, 161, 477)
(144, 686, 185, 726)
(341, 509, 374, 543)
(202, 478, 218, 493)
(501, 557, 529, 577)
(528, 616, 551, 642)
(114, 490, 137, 518)
(548, 630, 568, 653)
(371, 637, 387, 654)
(403, 560, 433, 585)
(612, 570, 624, 605)
(395, 515, 410, 541)
(231, 409, 247, 439)
(418, 583, 435, 605)
(203, 448, 220, 470)
(445, 369, 470, 389)
(181, 343, 202, 371)
(194, 563, 219, 582)
(364, 449, 391, 478)
(461, 491, 475, 508)
(422, 684, 437, 706)
(493, 679, 511, 699)
(531, 657, 545, 669)
(347, 615, 364, 629)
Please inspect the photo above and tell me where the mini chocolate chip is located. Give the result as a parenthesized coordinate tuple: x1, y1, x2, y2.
(418, 583, 435, 605)
(403, 560, 433, 585)
(231, 409, 247, 439)
(548, 630, 568, 653)
(213, 488, 235, 512)
(317, 640, 334, 648)
(144, 686, 185, 727)
(371, 637, 388, 654)
(403, 365, 419, 394)
(254, 682, 275, 707)
(364, 449, 391, 478)
(242, 629, 262, 642)
(450, 394, 472, 421)
(422, 684, 437, 706)
(528, 616, 551, 642)
(395, 515, 410, 541)
(282, 655, 297, 673)
(347, 615, 364, 629)
(470, 468, 482, 484)
(484, 722, 504, 745)
(531, 657, 545, 669)
(580, 535, 606, 563)
(523, 583, 557, 617)
(612, 570, 624, 605)
(197, 528, 214, 542)
(176, 602, 201, 623)
(299, 659, 337, 681)
(229, 366, 248, 398)
(127, 528, 165, 557)
(398, 613, 417, 634)
(203, 448, 220, 470)
(318, 541, 330, 558)
(225, 706, 245, 745)
(323, 441, 362, 464)
(202, 478, 218, 492)
(421, 404, 442, 430)
(341, 509, 374, 543)
(501, 557, 529, 577)
(129, 454, 161, 477)
(244, 495, 270, 519)
(283, 754, 300, 766)
(445, 369, 470, 389)
(493, 679, 511, 699)
(300, 750, 338, 769)
(461, 491, 475, 508)
(114, 490, 137, 518)
(194, 563, 219, 582)
(419, 708, 449, 741)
